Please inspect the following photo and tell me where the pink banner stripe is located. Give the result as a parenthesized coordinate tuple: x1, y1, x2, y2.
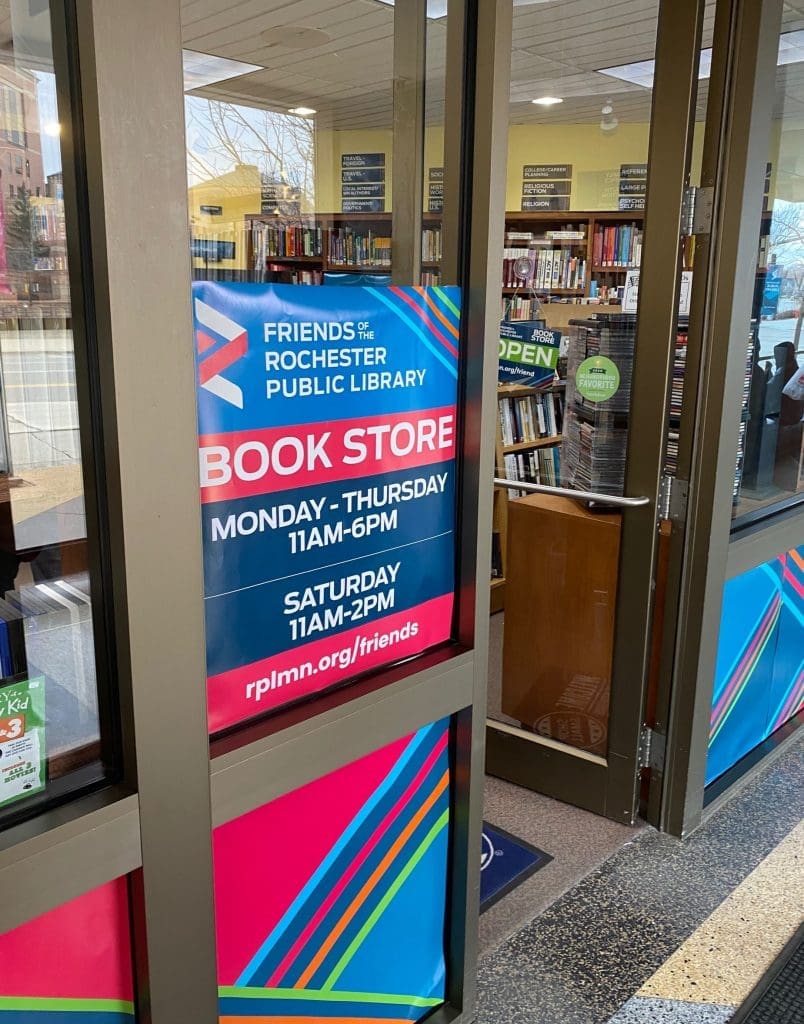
(199, 406, 456, 504)
(207, 594, 454, 733)
(390, 287, 459, 358)
(198, 331, 248, 384)
(711, 595, 779, 722)
(196, 329, 217, 354)
(782, 566, 804, 600)
(266, 730, 449, 987)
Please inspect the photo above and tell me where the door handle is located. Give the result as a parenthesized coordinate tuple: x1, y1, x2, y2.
(493, 475, 651, 510)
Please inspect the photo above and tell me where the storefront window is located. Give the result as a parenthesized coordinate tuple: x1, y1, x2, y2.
(0, 2, 110, 825)
(734, 27, 804, 525)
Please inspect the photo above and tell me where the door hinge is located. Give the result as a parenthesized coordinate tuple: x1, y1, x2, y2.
(638, 726, 653, 771)
(681, 185, 713, 236)
(693, 185, 714, 235)
(659, 473, 689, 524)
(681, 186, 697, 236)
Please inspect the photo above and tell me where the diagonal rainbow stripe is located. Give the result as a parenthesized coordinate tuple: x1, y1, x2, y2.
(388, 288, 459, 358)
(268, 732, 449, 988)
(294, 772, 449, 989)
(364, 289, 458, 378)
(237, 724, 441, 986)
(767, 659, 804, 735)
(710, 591, 781, 743)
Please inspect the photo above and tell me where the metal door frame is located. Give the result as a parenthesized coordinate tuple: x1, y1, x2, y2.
(486, 0, 709, 825)
(649, 0, 799, 837)
(0, 0, 512, 1021)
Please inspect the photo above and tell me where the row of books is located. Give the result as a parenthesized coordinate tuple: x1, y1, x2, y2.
(253, 223, 323, 259)
(0, 576, 91, 679)
(421, 228, 442, 263)
(502, 295, 539, 320)
(266, 264, 322, 285)
(421, 270, 441, 287)
(592, 222, 643, 268)
(328, 229, 392, 267)
(499, 390, 564, 446)
(501, 447, 560, 496)
(502, 247, 587, 290)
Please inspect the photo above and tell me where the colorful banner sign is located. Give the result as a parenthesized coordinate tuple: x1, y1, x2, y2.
(214, 718, 450, 1021)
(0, 676, 45, 808)
(707, 546, 803, 785)
(194, 283, 460, 733)
(0, 878, 135, 1021)
(498, 320, 560, 387)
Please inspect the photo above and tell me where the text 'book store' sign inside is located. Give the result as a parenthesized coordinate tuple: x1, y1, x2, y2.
(499, 320, 561, 387)
(618, 164, 647, 211)
(342, 153, 386, 213)
(522, 164, 572, 212)
(194, 282, 460, 732)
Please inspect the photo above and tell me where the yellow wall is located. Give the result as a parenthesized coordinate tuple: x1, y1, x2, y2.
(188, 163, 262, 271)
(313, 126, 446, 212)
(311, 122, 705, 213)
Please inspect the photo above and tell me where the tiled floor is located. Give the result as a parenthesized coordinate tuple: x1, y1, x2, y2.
(477, 734, 804, 1024)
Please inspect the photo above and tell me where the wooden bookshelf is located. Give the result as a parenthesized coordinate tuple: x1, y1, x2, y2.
(244, 208, 645, 295)
(492, 380, 565, 613)
(502, 208, 646, 312)
(503, 436, 562, 455)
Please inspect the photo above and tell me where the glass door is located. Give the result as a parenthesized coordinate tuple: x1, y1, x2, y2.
(486, 0, 713, 824)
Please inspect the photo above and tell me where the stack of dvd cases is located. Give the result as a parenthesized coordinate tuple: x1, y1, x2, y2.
(664, 326, 689, 478)
(561, 314, 636, 496)
(733, 336, 753, 506)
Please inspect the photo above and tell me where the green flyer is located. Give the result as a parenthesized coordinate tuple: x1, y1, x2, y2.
(0, 677, 46, 808)
(576, 356, 621, 403)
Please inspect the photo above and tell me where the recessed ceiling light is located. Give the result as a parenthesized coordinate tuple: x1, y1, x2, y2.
(289, 106, 317, 117)
(532, 96, 563, 106)
(598, 29, 804, 89)
(182, 50, 263, 92)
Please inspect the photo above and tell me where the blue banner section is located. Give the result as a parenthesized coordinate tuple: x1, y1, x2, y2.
(194, 282, 460, 433)
(205, 531, 453, 676)
(201, 462, 455, 594)
(194, 283, 460, 729)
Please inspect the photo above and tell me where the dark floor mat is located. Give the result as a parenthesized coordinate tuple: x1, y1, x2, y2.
(480, 822, 552, 912)
(731, 924, 804, 1024)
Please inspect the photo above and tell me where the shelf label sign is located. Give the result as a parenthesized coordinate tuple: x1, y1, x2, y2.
(521, 196, 570, 212)
(342, 183, 385, 198)
(618, 164, 647, 210)
(0, 677, 45, 808)
(523, 164, 572, 180)
(522, 164, 572, 211)
(576, 356, 621, 403)
(194, 282, 460, 733)
(342, 153, 385, 168)
(498, 320, 561, 386)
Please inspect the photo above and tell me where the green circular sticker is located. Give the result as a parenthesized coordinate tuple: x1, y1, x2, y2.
(576, 356, 621, 403)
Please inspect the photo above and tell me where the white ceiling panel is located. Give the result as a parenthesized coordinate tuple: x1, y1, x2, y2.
(182, 0, 803, 130)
